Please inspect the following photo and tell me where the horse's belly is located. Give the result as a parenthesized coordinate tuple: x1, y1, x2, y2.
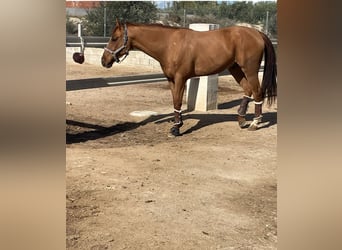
(194, 56, 233, 76)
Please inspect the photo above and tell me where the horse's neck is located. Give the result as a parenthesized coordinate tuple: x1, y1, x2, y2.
(129, 25, 170, 62)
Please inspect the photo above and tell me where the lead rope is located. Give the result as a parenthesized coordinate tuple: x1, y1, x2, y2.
(80, 36, 85, 54)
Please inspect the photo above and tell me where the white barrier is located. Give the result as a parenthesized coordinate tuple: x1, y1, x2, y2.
(186, 23, 220, 112)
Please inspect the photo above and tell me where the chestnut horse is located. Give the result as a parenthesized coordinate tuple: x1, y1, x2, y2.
(102, 20, 277, 136)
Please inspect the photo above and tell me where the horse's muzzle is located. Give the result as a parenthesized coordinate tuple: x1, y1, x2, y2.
(101, 56, 114, 68)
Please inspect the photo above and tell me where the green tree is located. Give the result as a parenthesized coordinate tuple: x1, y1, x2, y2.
(83, 1, 158, 36)
(193, 1, 219, 16)
(217, 1, 277, 37)
(226, 2, 254, 23)
(66, 15, 77, 35)
(253, 2, 277, 37)
(268, 13, 277, 38)
(169, 1, 219, 26)
(218, 2, 230, 19)
(253, 2, 277, 23)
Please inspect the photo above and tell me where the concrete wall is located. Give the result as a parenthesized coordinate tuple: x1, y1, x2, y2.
(66, 47, 161, 69)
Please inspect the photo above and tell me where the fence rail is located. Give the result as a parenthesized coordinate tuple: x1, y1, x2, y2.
(66, 36, 109, 48)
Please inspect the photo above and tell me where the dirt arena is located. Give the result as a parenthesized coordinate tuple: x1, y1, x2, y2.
(66, 61, 277, 249)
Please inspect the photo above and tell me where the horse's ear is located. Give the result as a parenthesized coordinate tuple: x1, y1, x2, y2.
(115, 18, 120, 28)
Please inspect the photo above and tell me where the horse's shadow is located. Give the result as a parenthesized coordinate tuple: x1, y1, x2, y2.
(182, 111, 277, 135)
(66, 113, 171, 144)
(66, 98, 277, 144)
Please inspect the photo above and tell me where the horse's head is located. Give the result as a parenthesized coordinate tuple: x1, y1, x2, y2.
(101, 19, 129, 68)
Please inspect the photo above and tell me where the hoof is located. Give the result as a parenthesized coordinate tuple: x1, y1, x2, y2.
(169, 126, 181, 137)
(238, 116, 248, 129)
(248, 124, 258, 131)
(247, 118, 259, 131)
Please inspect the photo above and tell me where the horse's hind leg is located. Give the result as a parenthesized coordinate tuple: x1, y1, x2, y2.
(229, 63, 252, 128)
(246, 73, 263, 131)
(229, 62, 264, 130)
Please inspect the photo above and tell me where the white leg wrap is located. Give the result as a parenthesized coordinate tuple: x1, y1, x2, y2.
(254, 100, 263, 105)
(174, 109, 182, 113)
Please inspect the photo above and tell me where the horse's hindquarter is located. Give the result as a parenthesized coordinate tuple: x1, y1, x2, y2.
(192, 29, 238, 76)
(228, 27, 265, 70)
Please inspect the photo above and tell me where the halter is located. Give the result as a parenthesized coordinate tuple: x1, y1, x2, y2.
(104, 23, 129, 63)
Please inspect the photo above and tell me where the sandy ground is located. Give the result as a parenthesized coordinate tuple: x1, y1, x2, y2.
(66, 61, 277, 249)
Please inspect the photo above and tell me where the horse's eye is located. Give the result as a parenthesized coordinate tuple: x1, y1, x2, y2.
(111, 37, 118, 42)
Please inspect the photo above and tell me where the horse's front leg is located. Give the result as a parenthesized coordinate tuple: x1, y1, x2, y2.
(169, 78, 186, 137)
(170, 109, 183, 136)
